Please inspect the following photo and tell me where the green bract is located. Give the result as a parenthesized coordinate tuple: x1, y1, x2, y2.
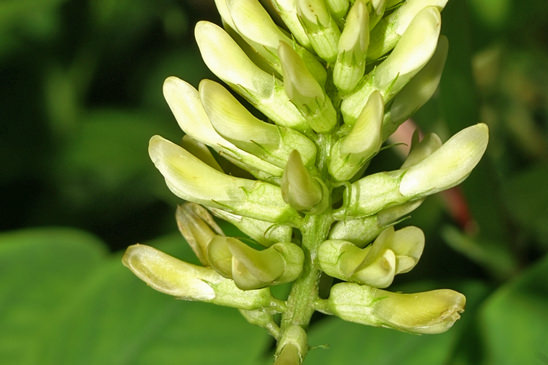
(123, 1, 489, 364)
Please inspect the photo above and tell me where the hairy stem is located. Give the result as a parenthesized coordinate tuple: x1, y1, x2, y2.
(275, 213, 333, 364)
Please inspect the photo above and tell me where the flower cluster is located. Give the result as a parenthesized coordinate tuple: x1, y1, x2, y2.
(123, 0, 488, 362)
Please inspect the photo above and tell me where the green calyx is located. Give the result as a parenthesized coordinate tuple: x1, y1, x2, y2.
(123, 1, 490, 363)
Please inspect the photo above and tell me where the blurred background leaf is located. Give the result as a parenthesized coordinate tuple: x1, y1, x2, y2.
(0, 229, 271, 364)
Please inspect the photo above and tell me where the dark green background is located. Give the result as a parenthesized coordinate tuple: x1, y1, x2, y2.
(1, 0, 547, 363)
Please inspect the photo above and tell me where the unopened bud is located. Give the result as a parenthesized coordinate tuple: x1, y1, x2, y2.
(383, 36, 448, 139)
(320, 226, 424, 287)
(208, 236, 304, 290)
(271, 0, 312, 48)
(326, 0, 350, 22)
(326, 282, 465, 334)
(399, 123, 489, 198)
(342, 7, 441, 123)
(275, 325, 308, 364)
(123, 244, 276, 310)
(389, 226, 425, 274)
(367, 0, 386, 29)
(318, 239, 369, 279)
(176, 203, 224, 265)
(278, 41, 336, 133)
(296, 0, 340, 63)
(329, 91, 383, 181)
(195, 21, 308, 131)
(373, 6, 442, 100)
(368, 0, 448, 60)
(163, 76, 282, 178)
(333, 0, 369, 92)
(200, 79, 317, 168)
(149, 136, 301, 224)
(224, 0, 326, 85)
(282, 150, 326, 212)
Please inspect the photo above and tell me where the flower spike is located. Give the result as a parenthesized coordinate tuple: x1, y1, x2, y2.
(124, 0, 489, 361)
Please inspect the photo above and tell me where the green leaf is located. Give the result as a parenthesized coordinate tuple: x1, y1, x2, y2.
(0, 228, 107, 364)
(0, 228, 270, 364)
(480, 254, 548, 365)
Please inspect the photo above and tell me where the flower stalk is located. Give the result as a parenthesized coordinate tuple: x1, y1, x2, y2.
(123, 0, 488, 363)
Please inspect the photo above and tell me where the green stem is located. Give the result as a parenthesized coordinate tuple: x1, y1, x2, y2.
(275, 213, 333, 364)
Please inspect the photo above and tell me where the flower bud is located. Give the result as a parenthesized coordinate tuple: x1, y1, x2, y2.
(383, 36, 448, 139)
(275, 325, 308, 364)
(318, 239, 369, 278)
(209, 208, 292, 247)
(163, 76, 282, 179)
(296, 0, 341, 63)
(278, 41, 336, 133)
(199, 79, 317, 168)
(368, 0, 448, 60)
(342, 7, 441, 124)
(389, 226, 425, 274)
(282, 150, 326, 212)
(195, 21, 308, 131)
(354, 226, 424, 275)
(149, 136, 301, 224)
(175, 203, 224, 265)
(271, 0, 312, 48)
(326, 0, 350, 22)
(320, 226, 424, 287)
(333, 0, 369, 92)
(223, 0, 326, 85)
(329, 91, 383, 181)
(368, 0, 386, 29)
(337, 124, 488, 217)
(123, 244, 277, 310)
(399, 123, 489, 198)
(373, 6, 442, 98)
(326, 283, 466, 334)
(208, 236, 304, 290)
